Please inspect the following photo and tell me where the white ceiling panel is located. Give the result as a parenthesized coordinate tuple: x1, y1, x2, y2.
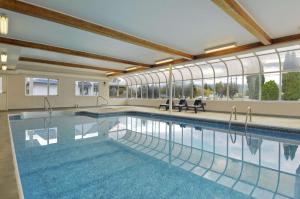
(20, 48, 132, 70)
(238, 0, 300, 38)
(21, 0, 257, 54)
(1, 8, 176, 65)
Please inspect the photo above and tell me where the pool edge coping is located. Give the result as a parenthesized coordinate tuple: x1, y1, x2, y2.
(7, 114, 25, 199)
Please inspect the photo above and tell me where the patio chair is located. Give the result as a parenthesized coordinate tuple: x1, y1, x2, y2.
(186, 99, 206, 113)
(173, 99, 187, 112)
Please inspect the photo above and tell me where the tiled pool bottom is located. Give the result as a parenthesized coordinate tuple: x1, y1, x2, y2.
(9, 113, 300, 199)
(15, 139, 250, 199)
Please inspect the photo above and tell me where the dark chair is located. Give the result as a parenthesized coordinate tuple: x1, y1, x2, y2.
(159, 99, 173, 110)
(173, 99, 187, 112)
(187, 99, 206, 113)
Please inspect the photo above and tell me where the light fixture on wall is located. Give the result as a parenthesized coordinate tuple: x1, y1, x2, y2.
(1, 65, 7, 71)
(155, 58, 174, 65)
(204, 43, 237, 54)
(0, 15, 8, 35)
(1, 53, 7, 62)
(106, 72, 115, 76)
(125, 66, 138, 71)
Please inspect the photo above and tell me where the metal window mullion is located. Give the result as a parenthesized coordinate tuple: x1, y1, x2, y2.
(255, 55, 263, 101)
(209, 63, 216, 100)
(276, 49, 282, 101)
(237, 58, 245, 101)
(222, 61, 229, 101)
(196, 64, 204, 98)
(185, 66, 194, 99)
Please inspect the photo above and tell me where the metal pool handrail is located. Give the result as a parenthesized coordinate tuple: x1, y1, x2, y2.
(245, 106, 252, 131)
(228, 106, 237, 143)
(44, 97, 52, 114)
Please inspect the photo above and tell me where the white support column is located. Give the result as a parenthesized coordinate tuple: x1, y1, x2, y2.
(168, 63, 173, 114)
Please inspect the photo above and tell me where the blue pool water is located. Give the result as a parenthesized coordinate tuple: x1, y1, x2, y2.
(9, 112, 300, 199)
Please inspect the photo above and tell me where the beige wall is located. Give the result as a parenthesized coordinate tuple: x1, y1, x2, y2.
(0, 75, 7, 110)
(125, 98, 300, 117)
(3, 73, 109, 110)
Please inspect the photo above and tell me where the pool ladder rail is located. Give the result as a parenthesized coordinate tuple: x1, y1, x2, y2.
(245, 106, 252, 131)
(228, 106, 237, 143)
(44, 97, 52, 114)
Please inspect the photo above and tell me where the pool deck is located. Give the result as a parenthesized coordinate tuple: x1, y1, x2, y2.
(1, 105, 300, 199)
(78, 106, 300, 130)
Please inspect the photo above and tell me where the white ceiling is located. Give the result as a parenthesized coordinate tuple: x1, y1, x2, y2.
(0, 0, 299, 76)
(238, 0, 300, 38)
(22, 0, 257, 54)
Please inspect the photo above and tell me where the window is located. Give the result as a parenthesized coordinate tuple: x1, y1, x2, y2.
(25, 77, 58, 96)
(75, 81, 99, 96)
(193, 79, 202, 99)
(119, 44, 300, 102)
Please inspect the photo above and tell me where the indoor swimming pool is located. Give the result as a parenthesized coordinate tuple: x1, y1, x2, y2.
(9, 111, 300, 199)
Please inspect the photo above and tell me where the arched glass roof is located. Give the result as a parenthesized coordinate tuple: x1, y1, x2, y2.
(225, 58, 243, 76)
(113, 43, 300, 100)
(211, 62, 227, 77)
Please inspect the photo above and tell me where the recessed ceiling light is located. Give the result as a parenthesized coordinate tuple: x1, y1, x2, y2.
(155, 58, 174, 65)
(1, 53, 7, 62)
(1, 65, 7, 70)
(205, 43, 237, 54)
(0, 15, 8, 35)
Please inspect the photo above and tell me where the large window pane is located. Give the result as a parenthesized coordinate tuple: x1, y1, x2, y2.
(183, 80, 192, 99)
(25, 78, 48, 96)
(76, 81, 99, 96)
(119, 85, 127, 98)
(127, 86, 132, 98)
(26, 77, 58, 96)
(212, 62, 227, 78)
(160, 83, 167, 98)
(174, 81, 182, 98)
(228, 76, 243, 100)
(193, 79, 203, 99)
(244, 75, 260, 100)
(148, 84, 153, 99)
(203, 78, 214, 100)
(109, 85, 118, 97)
(282, 72, 300, 101)
(280, 50, 300, 72)
(215, 77, 227, 100)
(137, 85, 141, 98)
(49, 79, 58, 96)
(259, 53, 280, 73)
(141, 85, 147, 98)
(241, 56, 260, 74)
(261, 73, 279, 101)
(226, 59, 243, 76)
(199, 64, 214, 78)
(131, 85, 137, 98)
(179, 68, 192, 80)
(153, 84, 159, 98)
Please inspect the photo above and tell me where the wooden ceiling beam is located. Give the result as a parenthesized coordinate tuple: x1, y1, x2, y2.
(0, 36, 150, 67)
(0, 0, 193, 59)
(19, 57, 124, 72)
(212, 0, 271, 45)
